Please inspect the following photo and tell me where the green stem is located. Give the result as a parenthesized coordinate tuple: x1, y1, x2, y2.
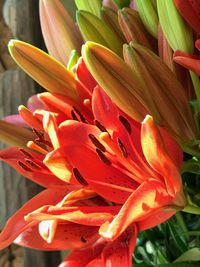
(182, 204, 200, 214)
(190, 70, 200, 112)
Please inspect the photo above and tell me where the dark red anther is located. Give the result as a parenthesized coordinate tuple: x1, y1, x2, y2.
(32, 128, 44, 139)
(71, 110, 79, 121)
(118, 115, 132, 135)
(25, 159, 42, 170)
(35, 138, 53, 148)
(96, 148, 111, 165)
(18, 161, 33, 172)
(117, 138, 128, 158)
(73, 106, 86, 123)
(19, 148, 34, 159)
(94, 120, 108, 133)
(80, 236, 87, 243)
(73, 168, 88, 186)
(88, 134, 106, 152)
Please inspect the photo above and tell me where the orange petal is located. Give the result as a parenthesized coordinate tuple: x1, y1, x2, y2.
(173, 50, 200, 75)
(99, 178, 171, 241)
(25, 205, 119, 226)
(18, 105, 43, 130)
(0, 187, 74, 250)
(15, 223, 99, 250)
(0, 147, 66, 187)
(141, 115, 182, 197)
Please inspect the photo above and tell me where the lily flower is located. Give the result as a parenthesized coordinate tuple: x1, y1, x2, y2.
(0, 62, 186, 267)
(44, 86, 185, 241)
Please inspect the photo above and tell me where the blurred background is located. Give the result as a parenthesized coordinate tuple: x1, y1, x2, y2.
(0, 1, 76, 266)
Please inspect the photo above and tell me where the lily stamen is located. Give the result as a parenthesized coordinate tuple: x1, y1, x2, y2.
(117, 137, 128, 158)
(27, 141, 48, 155)
(96, 148, 112, 165)
(73, 106, 87, 123)
(94, 120, 108, 133)
(88, 134, 106, 152)
(73, 168, 88, 186)
(118, 115, 132, 135)
(25, 159, 42, 170)
(99, 132, 147, 182)
(18, 160, 33, 172)
(19, 148, 34, 159)
(71, 109, 79, 121)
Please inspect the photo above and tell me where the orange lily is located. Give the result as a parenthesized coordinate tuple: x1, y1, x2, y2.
(0, 84, 185, 261)
(43, 86, 185, 241)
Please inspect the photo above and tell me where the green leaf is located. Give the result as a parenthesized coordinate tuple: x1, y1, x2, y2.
(182, 159, 200, 174)
(167, 221, 187, 253)
(174, 248, 200, 263)
(156, 249, 169, 264)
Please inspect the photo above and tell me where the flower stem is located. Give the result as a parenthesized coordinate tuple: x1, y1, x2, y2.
(182, 204, 200, 214)
(190, 71, 200, 112)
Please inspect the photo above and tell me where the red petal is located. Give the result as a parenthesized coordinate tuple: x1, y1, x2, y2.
(0, 187, 74, 250)
(44, 148, 74, 183)
(43, 111, 59, 149)
(102, 225, 137, 267)
(59, 239, 106, 267)
(75, 58, 97, 92)
(63, 144, 138, 203)
(173, 50, 200, 75)
(138, 210, 175, 231)
(58, 120, 100, 147)
(141, 115, 182, 197)
(38, 92, 74, 119)
(99, 179, 171, 241)
(92, 86, 156, 179)
(92, 85, 120, 132)
(14, 223, 99, 250)
(25, 205, 119, 226)
(0, 147, 65, 187)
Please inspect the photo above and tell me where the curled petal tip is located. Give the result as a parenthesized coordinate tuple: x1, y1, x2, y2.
(142, 115, 153, 124)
